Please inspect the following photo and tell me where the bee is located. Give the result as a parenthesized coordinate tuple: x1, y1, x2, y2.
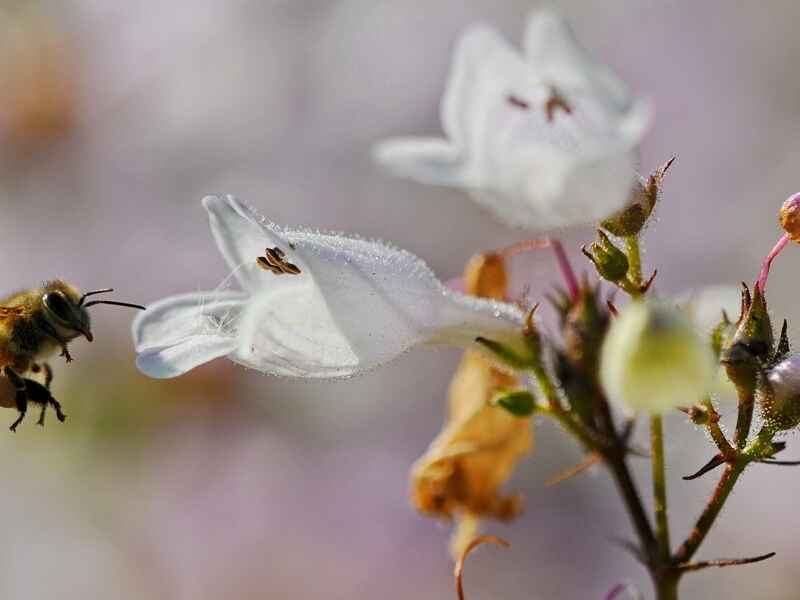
(0, 280, 144, 431)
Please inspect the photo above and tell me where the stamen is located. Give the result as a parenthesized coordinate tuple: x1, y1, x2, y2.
(545, 88, 572, 122)
(507, 95, 530, 110)
(755, 233, 790, 293)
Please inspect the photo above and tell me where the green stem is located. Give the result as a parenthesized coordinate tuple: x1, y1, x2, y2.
(651, 415, 671, 561)
(674, 461, 745, 563)
(530, 364, 596, 452)
(733, 387, 755, 450)
(700, 398, 736, 459)
(624, 236, 643, 290)
(531, 363, 657, 562)
(656, 575, 680, 600)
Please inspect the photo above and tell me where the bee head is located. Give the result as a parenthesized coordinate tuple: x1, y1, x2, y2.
(41, 281, 145, 343)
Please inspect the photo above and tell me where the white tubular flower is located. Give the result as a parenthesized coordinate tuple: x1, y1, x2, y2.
(133, 195, 527, 379)
(373, 9, 651, 231)
(600, 302, 715, 414)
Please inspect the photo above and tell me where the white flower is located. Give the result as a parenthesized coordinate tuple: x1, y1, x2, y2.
(600, 301, 715, 414)
(373, 9, 651, 231)
(133, 195, 527, 379)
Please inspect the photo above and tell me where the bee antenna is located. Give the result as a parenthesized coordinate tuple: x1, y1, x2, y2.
(79, 288, 115, 306)
(83, 300, 146, 311)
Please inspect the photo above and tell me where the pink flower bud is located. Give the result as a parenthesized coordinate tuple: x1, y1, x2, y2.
(780, 192, 800, 243)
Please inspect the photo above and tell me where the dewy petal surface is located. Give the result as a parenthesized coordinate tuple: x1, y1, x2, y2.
(133, 291, 245, 378)
(234, 214, 526, 379)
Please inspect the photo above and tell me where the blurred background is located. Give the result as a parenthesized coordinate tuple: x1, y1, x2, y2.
(0, 0, 798, 598)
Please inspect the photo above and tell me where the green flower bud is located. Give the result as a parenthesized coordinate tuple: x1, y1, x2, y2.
(721, 284, 774, 393)
(582, 231, 629, 282)
(601, 157, 674, 237)
(600, 302, 715, 414)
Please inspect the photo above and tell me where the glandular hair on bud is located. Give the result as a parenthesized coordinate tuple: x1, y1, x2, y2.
(600, 301, 715, 414)
(759, 354, 800, 431)
(780, 192, 800, 243)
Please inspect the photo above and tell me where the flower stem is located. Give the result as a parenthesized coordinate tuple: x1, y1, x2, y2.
(651, 414, 671, 561)
(549, 238, 579, 301)
(624, 236, 643, 291)
(673, 461, 745, 564)
(755, 233, 790, 293)
(733, 387, 756, 450)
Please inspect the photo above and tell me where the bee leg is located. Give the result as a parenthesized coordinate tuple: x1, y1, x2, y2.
(49, 396, 66, 423)
(4, 367, 27, 432)
(59, 346, 73, 363)
(36, 398, 47, 426)
(42, 363, 53, 390)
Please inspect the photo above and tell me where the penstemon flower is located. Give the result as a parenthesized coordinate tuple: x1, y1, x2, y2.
(373, 9, 651, 230)
(133, 195, 529, 379)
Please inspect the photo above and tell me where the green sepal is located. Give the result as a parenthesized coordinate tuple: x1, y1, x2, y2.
(582, 230, 629, 283)
(475, 336, 538, 371)
(491, 389, 536, 417)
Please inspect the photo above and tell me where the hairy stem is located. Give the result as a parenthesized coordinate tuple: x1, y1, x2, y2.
(674, 462, 745, 563)
(624, 235, 643, 291)
(651, 415, 671, 561)
(733, 388, 755, 450)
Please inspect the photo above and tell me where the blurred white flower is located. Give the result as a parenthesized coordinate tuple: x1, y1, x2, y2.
(600, 301, 715, 414)
(373, 9, 651, 230)
(133, 195, 527, 379)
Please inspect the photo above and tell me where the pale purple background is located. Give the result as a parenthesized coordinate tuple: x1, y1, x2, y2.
(0, 1, 797, 598)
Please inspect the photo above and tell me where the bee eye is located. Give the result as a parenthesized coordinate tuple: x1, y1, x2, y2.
(43, 292, 72, 322)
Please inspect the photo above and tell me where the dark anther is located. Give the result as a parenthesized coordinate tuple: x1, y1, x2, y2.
(507, 95, 530, 110)
(257, 247, 301, 276)
(544, 89, 572, 122)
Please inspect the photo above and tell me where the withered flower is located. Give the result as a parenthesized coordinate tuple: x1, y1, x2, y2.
(410, 252, 533, 558)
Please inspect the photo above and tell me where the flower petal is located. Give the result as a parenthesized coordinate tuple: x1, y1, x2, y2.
(235, 227, 526, 378)
(442, 25, 532, 153)
(136, 336, 238, 379)
(523, 8, 629, 109)
(133, 291, 244, 378)
(371, 137, 466, 186)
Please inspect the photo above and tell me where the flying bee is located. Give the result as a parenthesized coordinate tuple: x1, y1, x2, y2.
(0, 280, 144, 431)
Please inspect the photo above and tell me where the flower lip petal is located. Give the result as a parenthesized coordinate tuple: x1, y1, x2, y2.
(136, 335, 237, 379)
(133, 290, 246, 351)
(372, 137, 466, 187)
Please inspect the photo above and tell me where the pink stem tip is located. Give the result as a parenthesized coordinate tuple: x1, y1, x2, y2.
(549, 238, 580, 301)
(499, 237, 579, 301)
(756, 233, 790, 293)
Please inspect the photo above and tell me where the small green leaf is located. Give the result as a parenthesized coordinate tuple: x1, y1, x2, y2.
(491, 389, 536, 417)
